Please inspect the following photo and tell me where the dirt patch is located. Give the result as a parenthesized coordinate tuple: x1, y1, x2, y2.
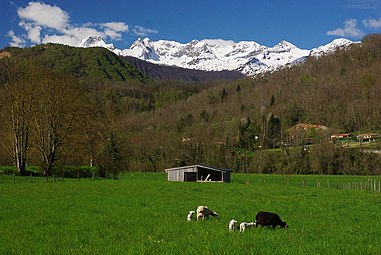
(0, 51, 11, 59)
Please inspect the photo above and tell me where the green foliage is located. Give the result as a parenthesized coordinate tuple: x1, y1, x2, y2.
(220, 88, 228, 103)
(269, 94, 275, 107)
(0, 173, 381, 254)
(177, 114, 195, 132)
(97, 132, 124, 179)
(153, 88, 192, 108)
(266, 113, 281, 149)
(54, 166, 98, 178)
(0, 166, 16, 175)
(238, 118, 259, 150)
(199, 110, 211, 122)
(4, 44, 149, 82)
(0, 165, 96, 178)
(301, 73, 312, 84)
(284, 105, 305, 128)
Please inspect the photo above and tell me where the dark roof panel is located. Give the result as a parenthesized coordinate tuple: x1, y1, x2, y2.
(165, 164, 231, 172)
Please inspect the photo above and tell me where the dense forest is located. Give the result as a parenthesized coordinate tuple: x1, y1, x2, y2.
(2, 34, 381, 177)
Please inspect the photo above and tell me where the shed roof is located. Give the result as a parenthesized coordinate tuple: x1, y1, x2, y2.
(165, 164, 232, 172)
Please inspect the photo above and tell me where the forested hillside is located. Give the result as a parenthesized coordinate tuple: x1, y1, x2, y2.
(1, 43, 244, 82)
(1, 34, 381, 176)
(121, 34, 381, 174)
(3, 44, 149, 82)
(122, 55, 244, 81)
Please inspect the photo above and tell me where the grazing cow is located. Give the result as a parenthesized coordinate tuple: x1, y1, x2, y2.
(196, 205, 218, 221)
(255, 211, 288, 228)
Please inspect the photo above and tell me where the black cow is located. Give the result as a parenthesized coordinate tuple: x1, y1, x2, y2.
(255, 211, 288, 228)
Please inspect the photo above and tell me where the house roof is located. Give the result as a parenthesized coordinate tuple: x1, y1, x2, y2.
(357, 133, 379, 138)
(331, 133, 353, 138)
(165, 164, 232, 172)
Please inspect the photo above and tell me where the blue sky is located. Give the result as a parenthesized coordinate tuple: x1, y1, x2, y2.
(2, 0, 381, 50)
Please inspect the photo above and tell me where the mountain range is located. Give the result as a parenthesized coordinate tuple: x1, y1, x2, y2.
(78, 36, 358, 77)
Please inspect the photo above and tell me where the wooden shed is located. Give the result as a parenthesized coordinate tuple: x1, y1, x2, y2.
(165, 164, 231, 183)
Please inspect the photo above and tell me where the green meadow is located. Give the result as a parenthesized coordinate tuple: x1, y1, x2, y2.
(1, 173, 381, 254)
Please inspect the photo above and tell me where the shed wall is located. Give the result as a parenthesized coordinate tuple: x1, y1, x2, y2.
(223, 171, 231, 182)
(166, 165, 231, 183)
(167, 166, 197, 182)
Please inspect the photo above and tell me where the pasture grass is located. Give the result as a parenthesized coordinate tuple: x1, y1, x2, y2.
(0, 172, 380, 254)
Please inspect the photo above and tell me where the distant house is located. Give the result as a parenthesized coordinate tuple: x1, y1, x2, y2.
(357, 133, 380, 142)
(165, 164, 231, 183)
(285, 123, 329, 145)
(330, 133, 354, 140)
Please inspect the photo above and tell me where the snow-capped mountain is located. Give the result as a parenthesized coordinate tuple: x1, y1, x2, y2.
(78, 36, 119, 53)
(78, 36, 357, 77)
(309, 38, 356, 57)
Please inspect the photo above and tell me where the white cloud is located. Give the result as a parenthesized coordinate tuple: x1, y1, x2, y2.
(101, 22, 129, 40)
(28, 26, 42, 44)
(17, 1, 69, 30)
(133, 25, 159, 37)
(42, 26, 105, 45)
(7, 30, 25, 47)
(327, 19, 365, 38)
(42, 34, 81, 46)
(104, 29, 122, 40)
(102, 22, 129, 32)
(9, 1, 146, 47)
(363, 17, 381, 29)
(19, 20, 41, 44)
(65, 27, 105, 41)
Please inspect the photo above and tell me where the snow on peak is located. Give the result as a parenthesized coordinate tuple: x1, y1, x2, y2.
(309, 38, 358, 57)
(201, 39, 235, 48)
(77, 36, 358, 77)
(271, 40, 298, 52)
(122, 37, 159, 61)
(79, 36, 115, 51)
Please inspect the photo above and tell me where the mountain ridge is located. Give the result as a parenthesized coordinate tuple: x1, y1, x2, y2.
(1, 43, 244, 82)
(79, 36, 358, 76)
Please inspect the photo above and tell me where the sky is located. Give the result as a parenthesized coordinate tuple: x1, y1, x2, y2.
(2, 0, 381, 50)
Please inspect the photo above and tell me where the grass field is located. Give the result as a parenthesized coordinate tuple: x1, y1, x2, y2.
(1, 173, 380, 254)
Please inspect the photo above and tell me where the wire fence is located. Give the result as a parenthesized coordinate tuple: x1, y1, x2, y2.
(2, 172, 381, 193)
(233, 174, 381, 193)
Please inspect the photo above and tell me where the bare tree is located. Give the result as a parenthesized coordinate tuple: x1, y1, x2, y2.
(32, 74, 82, 176)
(0, 59, 38, 175)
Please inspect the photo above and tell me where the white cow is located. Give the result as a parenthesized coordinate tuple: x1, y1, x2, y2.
(196, 205, 218, 221)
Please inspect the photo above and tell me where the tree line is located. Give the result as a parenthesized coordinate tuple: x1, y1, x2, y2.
(0, 58, 126, 177)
